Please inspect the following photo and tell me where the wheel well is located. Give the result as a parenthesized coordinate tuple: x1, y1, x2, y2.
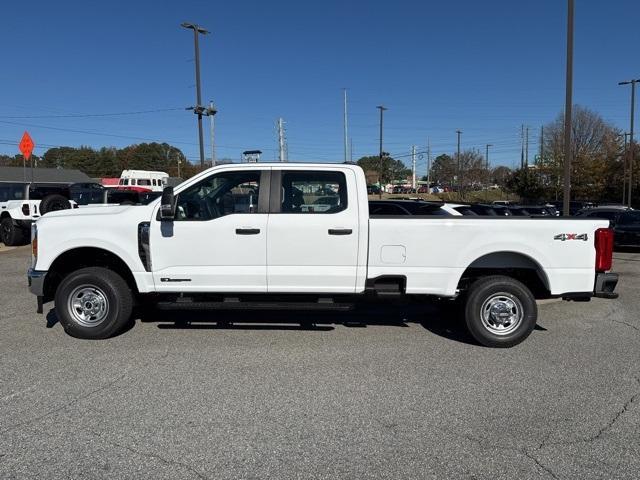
(1, 212, 10, 221)
(44, 247, 137, 301)
(457, 252, 550, 299)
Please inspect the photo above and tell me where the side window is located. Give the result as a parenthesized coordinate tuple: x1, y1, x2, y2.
(138, 179, 151, 186)
(174, 170, 261, 221)
(280, 171, 347, 214)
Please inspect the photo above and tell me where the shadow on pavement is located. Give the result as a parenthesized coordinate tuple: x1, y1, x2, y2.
(136, 302, 480, 346)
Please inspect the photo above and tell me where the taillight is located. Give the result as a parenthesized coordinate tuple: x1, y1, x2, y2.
(22, 204, 30, 216)
(595, 228, 614, 272)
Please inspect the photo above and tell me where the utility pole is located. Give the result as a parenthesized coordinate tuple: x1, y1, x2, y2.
(426, 138, 431, 190)
(411, 145, 417, 191)
(456, 130, 462, 192)
(539, 125, 544, 183)
(485, 143, 492, 171)
(623, 133, 629, 204)
(181, 22, 209, 168)
(343, 89, 349, 163)
(377, 105, 387, 198)
(619, 79, 639, 207)
(350, 137, 353, 162)
(277, 118, 287, 162)
(562, 0, 574, 217)
(539, 126, 544, 167)
(525, 126, 529, 167)
(521, 124, 525, 169)
(208, 101, 217, 166)
(485, 143, 493, 202)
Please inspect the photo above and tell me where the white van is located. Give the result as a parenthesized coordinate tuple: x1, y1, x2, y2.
(118, 170, 169, 192)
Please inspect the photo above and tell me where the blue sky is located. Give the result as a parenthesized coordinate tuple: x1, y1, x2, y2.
(0, 0, 638, 175)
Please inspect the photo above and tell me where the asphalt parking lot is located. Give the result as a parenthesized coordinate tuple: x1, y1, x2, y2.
(1, 245, 639, 479)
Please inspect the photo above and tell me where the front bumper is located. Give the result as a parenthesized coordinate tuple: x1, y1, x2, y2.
(594, 272, 618, 299)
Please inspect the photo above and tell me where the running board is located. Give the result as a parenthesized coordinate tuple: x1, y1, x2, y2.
(156, 300, 354, 312)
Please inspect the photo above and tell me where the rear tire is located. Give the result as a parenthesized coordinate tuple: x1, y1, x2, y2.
(40, 194, 70, 215)
(464, 275, 537, 348)
(54, 267, 133, 339)
(1, 217, 27, 246)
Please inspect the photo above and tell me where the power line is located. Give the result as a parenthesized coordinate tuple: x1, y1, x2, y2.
(0, 107, 184, 119)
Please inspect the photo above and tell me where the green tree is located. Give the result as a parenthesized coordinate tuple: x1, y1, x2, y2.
(491, 166, 512, 187)
(39, 143, 189, 177)
(541, 105, 620, 201)
(429, 154, 456, 185)
(356, 154, 410, 184)
(506, 168, 545, 202)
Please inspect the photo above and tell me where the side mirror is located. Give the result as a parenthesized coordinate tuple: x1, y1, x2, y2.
(159, 186, 176, 220)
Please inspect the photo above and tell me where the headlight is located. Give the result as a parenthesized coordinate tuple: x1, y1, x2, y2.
(31, 223, 38, 267)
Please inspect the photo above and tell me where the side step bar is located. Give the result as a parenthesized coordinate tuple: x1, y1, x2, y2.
(156, 300, 354, 312)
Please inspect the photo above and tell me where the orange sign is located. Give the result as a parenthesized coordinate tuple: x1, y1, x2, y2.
(19, 131, 35, 160)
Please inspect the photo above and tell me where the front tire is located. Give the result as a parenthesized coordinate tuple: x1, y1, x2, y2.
(1, 217, 27, 246)
(464, 275, 537, 348)
(54, 267, 133, 339)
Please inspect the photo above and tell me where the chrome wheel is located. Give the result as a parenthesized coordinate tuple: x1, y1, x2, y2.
(67, 285, 109, 327)
(480, 292, 524, 336)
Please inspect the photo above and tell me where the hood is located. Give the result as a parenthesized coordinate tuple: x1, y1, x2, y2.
(42, 204, 135, 219)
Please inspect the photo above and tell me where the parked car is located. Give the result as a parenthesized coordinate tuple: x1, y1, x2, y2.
(391, 185, 412, 194)
(575, 207, 639, 248)
(366, 184, 381, 195)
(28, 163, 618, 348)
(451, 204, 512, 216)
(508, 205, 554, 217)
(118, 170, 169, 192)
(551, 200, 596, 216)
(369, 199, 455, 216)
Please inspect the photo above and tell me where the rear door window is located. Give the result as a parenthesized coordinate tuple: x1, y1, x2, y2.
(280, 171, 347, 214)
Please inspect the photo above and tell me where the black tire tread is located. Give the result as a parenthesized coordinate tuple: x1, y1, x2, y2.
(40, 194, 70, 215)
(464, 275, 537, 348)
(54, 267, 133, 339)
(1, 217, 27, 246)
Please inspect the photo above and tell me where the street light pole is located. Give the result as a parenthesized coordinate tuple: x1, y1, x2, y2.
(181, 22, 209, 168)
(619, 79, 639, 207)
(456, 130, 462, 193)
(377, 105, 387, 199)
(562, 0, 574, 217)
(485, 143, 492, 171)
(623, 132, 629, 205)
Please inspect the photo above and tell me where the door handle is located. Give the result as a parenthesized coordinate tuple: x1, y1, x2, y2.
(328, 228, 352, 235)
(236, 228, 261, 235)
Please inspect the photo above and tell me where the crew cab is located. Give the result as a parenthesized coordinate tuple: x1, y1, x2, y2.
(27, 163, 618, 347)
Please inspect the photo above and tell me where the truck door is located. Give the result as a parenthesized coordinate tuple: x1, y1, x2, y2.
(267, 168, 359, 293)
(149, 168, 270, 292)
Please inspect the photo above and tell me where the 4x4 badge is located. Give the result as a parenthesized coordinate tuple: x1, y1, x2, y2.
(554, 233, 588, 241)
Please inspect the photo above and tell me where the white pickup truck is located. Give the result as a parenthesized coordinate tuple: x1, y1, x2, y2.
(1, 182, 73, 246)
(27, 163, 618, 347)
